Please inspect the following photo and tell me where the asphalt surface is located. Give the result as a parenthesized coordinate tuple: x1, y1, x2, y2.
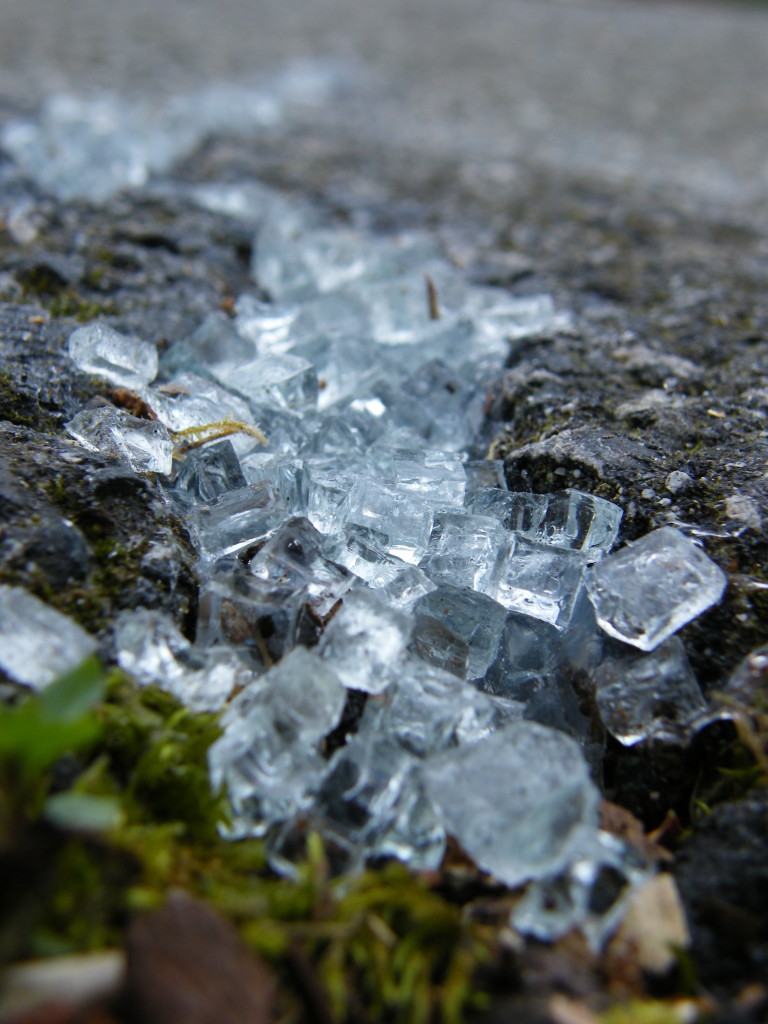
(1, 0, 768, 214)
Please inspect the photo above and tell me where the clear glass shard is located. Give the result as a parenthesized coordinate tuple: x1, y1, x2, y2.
(317, 589, 412, 694)
(494, 538, 586, 630)
(0, 585, 97, 690)
(65, 406, 173, 475)
(716, 642, 768, 710)
(196, 563, 306, 670)
(335, 476, 434, 565)
(304, 459, 366, 535)
(466, 487, 549, 533)
(208, 647, 345, 838)
(370, 445, 466, 509)
(162, 311, 256, 376)
(482, 612, 564, 697)
(371, 360, 486, 453)
(511, 826, 651, 950)
(546, 490, 623, 557)
(463, 459, 507, 492)
(419, 511, 509, 593)
(246, 517, 354, 620)
(585, 526, 727, 651)
(422, 720, 601, 888)
(171, 439, 246, 505)
(215, 353, 318, 412)
(141, 372, 260, 457)
(254, 223, 381, 301)
(314, 734, 445, 873)
(324, 530, 437, 609)
(410, 585, 507, 682)
(113, 607, 251, 712)
(243, 459, 309, 517)
(358, 659, 523, 759)
(234, 294, 299, 354)
(467, 291, 558, 343)
(592, 636, 709, 745)
(300, 416, 367, 460)
(466, 487, 622, 558)
(291, 334, 382, 410)
(68, 323, 158, 390)
(191, 482, 286, 561)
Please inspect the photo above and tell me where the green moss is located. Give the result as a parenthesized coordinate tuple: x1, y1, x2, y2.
(0, 669, 495, 1022)
(597, 1001, 684, 1024)
(46, 291, 118, 321)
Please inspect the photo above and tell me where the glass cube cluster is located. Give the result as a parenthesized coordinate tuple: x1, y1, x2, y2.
(48, 181, 733, 947)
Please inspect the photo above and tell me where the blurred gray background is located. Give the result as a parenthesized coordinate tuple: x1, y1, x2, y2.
(1, 0, 767, 212)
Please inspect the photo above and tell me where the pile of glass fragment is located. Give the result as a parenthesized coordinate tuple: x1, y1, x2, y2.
(5, 185, 731, 950)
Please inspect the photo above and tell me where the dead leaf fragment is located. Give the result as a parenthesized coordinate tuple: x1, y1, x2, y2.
(124, 891, 274, 1024)
(606, 874, 690, 976)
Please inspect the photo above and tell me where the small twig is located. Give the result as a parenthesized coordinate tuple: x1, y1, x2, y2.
(424, 272, 441, 321)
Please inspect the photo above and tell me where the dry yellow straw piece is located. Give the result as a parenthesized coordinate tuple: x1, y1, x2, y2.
(171, 416, 268, 454)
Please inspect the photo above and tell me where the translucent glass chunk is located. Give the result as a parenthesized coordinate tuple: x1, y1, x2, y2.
(495, 539, 585, 629)
(317, 589, 412, 694)
(358, 659, 523, 759)
(467, 291, 558, 343)
(585, 526, 727, 651)
(65, 406, 172, 475)
(541, 490, 623, 556)
(255, 224, 381, 301)
(172, 440, 246, 505)
(591, 637, 708, 745)
(466, 488, 622, 558)
(324, 530, 436, 609)
(141, 372, 260, 455)
(0, 585, 97, 689)
(463, 459, 507, 492)
(371, 360, 486, 453)
(186, 180, 282, 224)
(482, 612, 563, 698)
(422, 721, 601, 888)
(511, 826, 651, 949)
(192, 482, 286, 561)
(68, 323, 158, 390)
(246, 517, 354, 620)
(215, 353, 318, 412)
(300, 416, 367, 460)
(356, 271, 456, 346)
(284, 291, 370, 347)
(410, 586, 507, 682)
(370, 445, 466, 508)
(336, 476, 434, 565)
(367, 563, 437, 611)
(313, 735, 445, 873)
(244, 459, 309, 516)
(304, 459, 365, 534)
(717, 642, 768, 709)
(466, 487, 548, 533)
(234, 295, 299, 354)
(419, 511, 509, 593)
(197, 566, 305, 670)
(290, 333, 381, 410)
(162, 312, 255, 375)
(209, 647, 346, 837)
(114, 608, 251, 712)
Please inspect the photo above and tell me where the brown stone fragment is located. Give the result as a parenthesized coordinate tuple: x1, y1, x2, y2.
(124, 892, 274, 1024)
